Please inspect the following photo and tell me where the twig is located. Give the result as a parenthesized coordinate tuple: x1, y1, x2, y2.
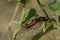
(37, 0, 50, 18)
(13, 4, 26, 40)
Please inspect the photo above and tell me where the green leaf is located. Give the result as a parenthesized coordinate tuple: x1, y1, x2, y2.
(41, 18, 54, 33)
(41, 22, 46, 32)
(39, 0, 47, 5)
(32, 20, 54, 40)
(13, 24, 23, 39)
(49, 0, 60, 15)
(37, 0, 46, 9)
(13, 8, 39, 40)
(21, 8, 39, 24)
(20, 0, 30, 5)
(31, 26, 54, 40)
(45, 21, 53, 31)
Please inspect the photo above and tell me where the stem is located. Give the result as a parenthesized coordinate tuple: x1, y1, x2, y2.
(37, 0, 43, 7)
(8, 2, 20, 27)
(0, 1, 20, 39)
(13, 4, 25, 40)
(19, 5, 25, 25)
(37, 0, 50, 18)
(58, 16, 60, 22)
(43, 9, 50, 19)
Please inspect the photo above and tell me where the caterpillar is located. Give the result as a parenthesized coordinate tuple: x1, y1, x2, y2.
(13, 17, 50, 40)
(24, 17, 49, 28)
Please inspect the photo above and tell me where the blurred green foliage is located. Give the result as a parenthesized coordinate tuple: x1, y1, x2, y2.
(49, 0, 60, 15)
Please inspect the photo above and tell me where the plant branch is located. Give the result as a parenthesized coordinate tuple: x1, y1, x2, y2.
(0, 1, 20, 39)
(42, 9, 50, 18)
(37, 0, 43, 6)
(37, 0, 50, 18)
(8, 2, 20, 27)
(13, 4, 26, 40)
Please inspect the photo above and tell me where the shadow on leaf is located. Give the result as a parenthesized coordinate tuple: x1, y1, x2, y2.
(31, 25, 55, 40)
